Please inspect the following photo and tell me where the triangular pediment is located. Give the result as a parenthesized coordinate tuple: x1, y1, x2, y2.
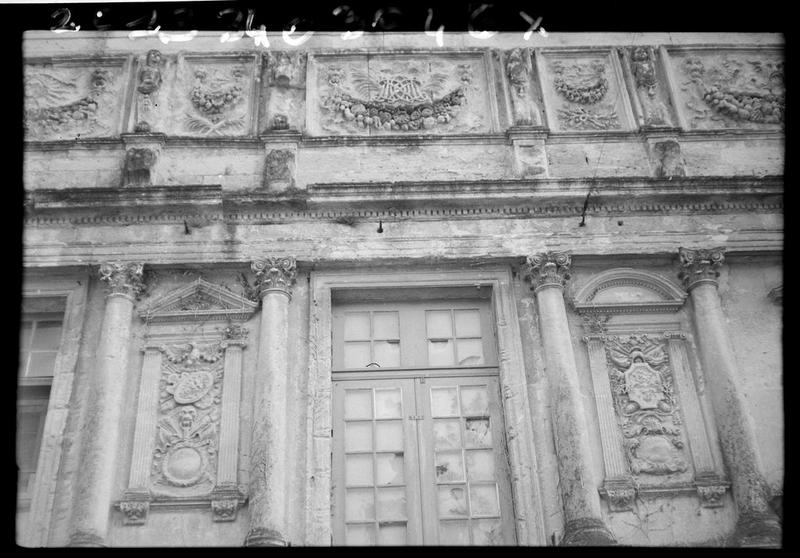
(139, 278, 258, 323)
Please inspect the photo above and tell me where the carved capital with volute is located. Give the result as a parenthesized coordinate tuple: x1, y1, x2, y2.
(251, 257, 297, 298)
(524, 251, 572, 293)
(677, 247, 725, 291)
(98, 262, 147, 300)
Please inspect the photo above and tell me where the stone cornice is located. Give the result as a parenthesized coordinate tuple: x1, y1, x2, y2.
(23, 176, 783, 227)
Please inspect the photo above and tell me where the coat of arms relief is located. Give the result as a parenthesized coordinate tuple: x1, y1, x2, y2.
(605, 335, 689, 477)
(317, 56, 487, 134)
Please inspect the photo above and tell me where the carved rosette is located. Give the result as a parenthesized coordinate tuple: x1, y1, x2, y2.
(605, 335, 689, 477)
(524, 251, 572, 293)
(98, 262, 146, 299)
(151, 342, 224, 496)
(677, 247, 726, 291)
(251, 257, 297, 298)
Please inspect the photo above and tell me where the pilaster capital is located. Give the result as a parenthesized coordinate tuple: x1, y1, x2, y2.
(524, 251, 572, 293)
(677, 247, 726, 291)
(251, 257, 297, 298)
(98, 261, 147, 299)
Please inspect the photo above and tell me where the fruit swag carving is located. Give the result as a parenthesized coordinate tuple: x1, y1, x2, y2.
(185, 66, 247, 136)
(24, 68, 113, 138)
(320, 63, 474, 131)
(151, 342, 224, 495)
(605, 335, 689, 476)
(550, 60, 619, 130)
(680, 55, 784, 127)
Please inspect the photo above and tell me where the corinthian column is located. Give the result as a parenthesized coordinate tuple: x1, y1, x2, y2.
(68, 262, 146, 547)
(678, 248, 781, 547)
(524, 252, 615, 546)
(245, 257, 297, 546)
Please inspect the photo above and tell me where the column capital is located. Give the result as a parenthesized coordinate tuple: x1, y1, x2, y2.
(98, 262, 147, 299)
(251, 257, 297, 298)
(677, 247, 726, 291)
(524, 251, 572, 293)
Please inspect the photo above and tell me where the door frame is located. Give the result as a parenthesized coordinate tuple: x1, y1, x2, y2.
(305, 265, 547, 545)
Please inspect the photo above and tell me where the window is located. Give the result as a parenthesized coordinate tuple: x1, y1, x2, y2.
(17, 299, 65, 503)
(331, 290, 515, 545)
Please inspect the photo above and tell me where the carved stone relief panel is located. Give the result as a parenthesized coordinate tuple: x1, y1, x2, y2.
(623, 47, 676, 128)
(668, 48, 784, 130)
(537, 50, 634, 132)
(605, 335, 691, 480)
(132, 49, 171, 133)
(152, 341, 223, 497)
(165, 55, 258, 137)
(263, 52, 307, 132)
(309, 52, 494, 135)
(24, 60, 127, 141)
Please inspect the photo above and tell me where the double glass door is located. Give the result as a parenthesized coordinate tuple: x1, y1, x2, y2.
(332, 375, 516, 545)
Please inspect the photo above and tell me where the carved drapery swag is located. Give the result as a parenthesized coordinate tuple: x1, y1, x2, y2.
(677, 247, 725, 291)
(523, 251, 572, 292)
(251, 257, 297, 297)
(98, 262, 146, 298)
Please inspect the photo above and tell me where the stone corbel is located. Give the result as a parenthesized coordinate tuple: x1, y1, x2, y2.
(601, 479, 637, 512)
(507, 128, 549, 179)
(260, 135, 301, 193)
(645, 136, 687, 179)
(695, 475, 730, 508)
(121, 133, 166, 187)
(117, 490, 151, 526)
(210, 483, 247, 522)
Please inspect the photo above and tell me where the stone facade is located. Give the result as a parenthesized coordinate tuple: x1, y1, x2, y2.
(19, 32, 782, 547)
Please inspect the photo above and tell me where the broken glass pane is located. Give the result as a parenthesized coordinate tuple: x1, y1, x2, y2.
(465, 449, 495, 482)
(472, 519, 503, 545)
(469, 484, 500, 517)
(437, 485, 469, 517)
(439, 520, 470, 545)
(435, 451, 465, 483)
(464, 418, 492, 447)
(456, 339, 484, 366)
(428, 339, 455, 366)
(344, 389, 373, 420)
(374, 389, 402, 419)
(346, 523, 375, 545)
(345, 421, 373, 452)
(346, 488, 375, 521)
(431, 387, 459, 417)
(433, 419, 461, 450)
(454, 309, 481, 338)
(376, 452, 405, 485)
(460, 385, 489, 416)
(344, 342, 371, 369)
(346, 454, 374, 486)
(376, 486, 407, 521)
(344, 312, 371, 340)
(375, 421, 403, 452)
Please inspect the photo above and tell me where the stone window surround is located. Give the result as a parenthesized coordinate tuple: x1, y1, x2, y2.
(18, 273, 90, 547)
(306, 266, 547, 545)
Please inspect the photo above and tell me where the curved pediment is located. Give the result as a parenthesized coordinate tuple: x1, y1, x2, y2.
(139, 278, 258, 323)
(572, 268, 687, 314)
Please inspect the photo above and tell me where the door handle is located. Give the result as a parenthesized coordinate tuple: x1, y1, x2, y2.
(408, 415, 424, 421)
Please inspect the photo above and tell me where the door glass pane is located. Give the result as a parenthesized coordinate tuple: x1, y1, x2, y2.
(378, 524, 406, 545)
(439, 520, 470, 545)
(344, 342, 372, 369)
(27, 352, 58, 378)
(428, 339, 455, 366)
(472, 519, 503, 545)
(346, 454, 374, 486)
(376, 453, 405, 485)
(465, 450, 495, 482)
(454, 309, 481, 338)
(433, 419, 461, 449)
(469, 484, 500, 517)
(460, 385, 489, 416)
(345, 422, 373, 452)
(375, 421, 403, 452)
(426, 310, 453, 339)
(430, 387, 459, 417)
(455, 339, 484, 366)
(20, 322, 33, 351)
(373, 341, 400, 368)
(346, 488, 375, 521)
(344, 312, 371, 340)
(344, 389, 373, 420)
(374, 389, 402, 419)
(372, 312, 399, 339)
(435, 451, 465, 482)
(346, 524, 375, 545)
(464, 418, 492, 448)
(438, 485, 469, 517)
(376, 487, 407, 521)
